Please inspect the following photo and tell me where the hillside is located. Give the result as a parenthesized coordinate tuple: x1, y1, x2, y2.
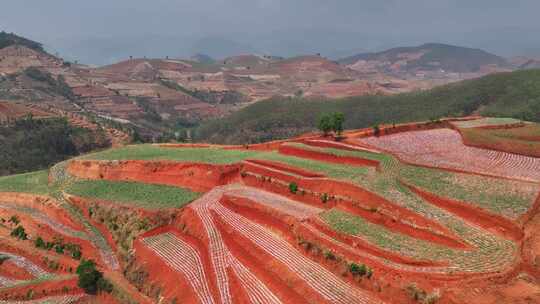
(0, 116, 109, 176)
(1, 117, 539, 303)
(340, 43, 509, 76)
(0, 31, 44, 52)
(195, 69, 540, 144)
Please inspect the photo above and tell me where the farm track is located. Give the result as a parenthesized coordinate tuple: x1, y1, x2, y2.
(48, 161, 120, 270)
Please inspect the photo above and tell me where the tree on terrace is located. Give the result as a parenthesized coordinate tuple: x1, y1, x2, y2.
(318, 115, 333, 136)
(317, 112, 345, 138)
(332, 112, 345, 137)
(76, 259, 113, 294)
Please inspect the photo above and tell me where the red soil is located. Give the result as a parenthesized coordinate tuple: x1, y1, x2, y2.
(404, 182, 524, 242)
(0, 260, 34, 281)
(133, 235, 199, 303)
(239, 164, 465, 248)
(240, 172, 329, 209)
(0, 238, 78, 275)
(0, 192, 84, 232)
(335, 201, 469, 250)
(305, 218, 447, 268)
(226, 266, 251, 304)
(68, 160, 242, 192)
(65, 195, 121, 270)
(521, 192, 540, 278)
(220, 195, 297, 240)
(0, 208, 98, 269)
(279, 144, 380, 167)
(210, 209, 319, 304)
(0, 277, 81, 301)
(298, 138, 371, 152)
(139, 225, 221, 304)
(244, 159, 326, 178)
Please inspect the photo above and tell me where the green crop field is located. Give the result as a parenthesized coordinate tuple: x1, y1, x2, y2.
(0, 170, 51, 194)
(66, 179, 201, 209)
(452, 117, 522, 128)
(400, 165, 539, 218)
(459, 123, 540, 157)
(83, 144, 265, 163)
(320, 208, 516, 272)
(284, 142, 388, 162)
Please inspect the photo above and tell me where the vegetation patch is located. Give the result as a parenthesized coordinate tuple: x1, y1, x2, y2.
(195, 69, 540, 144)
(83, 144, 264, 163)
(400, 165, 539, 218)
(0, 117, 108, 176)
(459, 123, 540, 157)
(67, 180, 200, 209)
(0, 170, 50, 194)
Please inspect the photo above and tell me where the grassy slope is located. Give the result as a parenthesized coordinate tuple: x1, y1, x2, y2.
(0, 170, 50, 194)
(86, 144, 537, 218)
(195, 69, 540, 144)
(66, 180, 200, 210)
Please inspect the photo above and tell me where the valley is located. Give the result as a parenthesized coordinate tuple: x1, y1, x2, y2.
(0, 117, 539, 303)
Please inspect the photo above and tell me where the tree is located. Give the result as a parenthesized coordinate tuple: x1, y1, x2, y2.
(331, 112, 345, 137)
(35, 236, 46, 249)
(10, 226, 27, 240)
(289, 182, 298, 194)
(317, 115, 333, 136)
(76, 260, 112, 294)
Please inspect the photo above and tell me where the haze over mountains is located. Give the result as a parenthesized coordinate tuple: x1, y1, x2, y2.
(3, 0, 540, 65)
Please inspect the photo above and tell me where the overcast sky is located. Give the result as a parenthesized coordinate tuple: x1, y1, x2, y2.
(1, 0, 539, 64)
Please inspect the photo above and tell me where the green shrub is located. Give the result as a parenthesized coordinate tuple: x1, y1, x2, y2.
(321, 193, 329, 203)
(35, 236, 46, 248)
(289, 182, 298, 194)
(10, 225, 27, 240)
(76, 259, 112, 295)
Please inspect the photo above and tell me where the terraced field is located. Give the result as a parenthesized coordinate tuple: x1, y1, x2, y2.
(2, 117, 540, 303)
(357, 128, 540, 182)
(66, 180, 200, 209)
(456, 121, 540, 157)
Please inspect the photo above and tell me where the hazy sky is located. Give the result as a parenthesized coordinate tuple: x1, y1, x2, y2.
(1, 0, 539, 64)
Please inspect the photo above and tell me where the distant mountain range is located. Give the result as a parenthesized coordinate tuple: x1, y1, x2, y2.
(2, 32, 539, 143)
(338, 43, 510, 76)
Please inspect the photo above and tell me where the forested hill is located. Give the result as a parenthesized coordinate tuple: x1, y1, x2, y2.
(195, 69, 540, 144)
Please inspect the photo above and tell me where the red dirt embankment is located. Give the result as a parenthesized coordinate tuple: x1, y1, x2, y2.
(345, 116, 481, 139)
(133, 233, 200, 303)
(0, 192, 84, 232)
(220, 195, 447, 270)
(0, 260, 34, 281)
(279, 144, 379, 167)
(240, 163, 466, 248)
(0, 277, 81, 301)
(210, 209, 318, 304)
(245, 159, 325, 178)
(68, 160, 241, 192)
(134, 226, 220, 304)
(220, 195, 297, 240)
(404, 182, 524, 242)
